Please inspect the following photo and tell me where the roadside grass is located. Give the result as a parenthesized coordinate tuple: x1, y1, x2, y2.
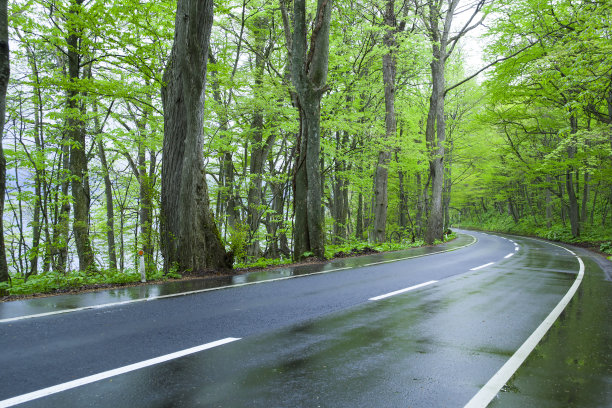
(1, 232, 457, 298)
(0, 268, 182, 297)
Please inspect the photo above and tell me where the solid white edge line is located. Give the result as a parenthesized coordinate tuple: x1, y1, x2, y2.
(369, 280, 437, 301)
(504, 253, 514, 259)
(470, 262, 494, 271)
(0, 337, 241, 408)
(464, 241, 585, 408)
(1, 236, 479, 324)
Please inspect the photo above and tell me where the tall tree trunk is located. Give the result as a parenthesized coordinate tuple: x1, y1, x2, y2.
(425, 45, 446, 244)
(98, 141, 118, 270)
(0, 0, 9, 286)
(161, 0, 231, 273)
(421, 0, 484, 243)
(130, 100, 155, 274)
(356, 190, 364, 240)
(422, 0, 454, 244)
(291, 0, 332, 260)
(332, 131, 348, 243)
(373, 0, 397, 243)
(581, 172, 590, 223)
(66, 0, 95, 272)
(395, 149, 408, 231)
(415, 171, 424, 236)
(209, 53, 239, 230)
(566, 115, 580, 237)
(92, 100, 118, 271)
(545, 175, 553, 228)
(246, 17, 271, 258)
(28, 96, 42, 278)
(20, 42, 44, 278)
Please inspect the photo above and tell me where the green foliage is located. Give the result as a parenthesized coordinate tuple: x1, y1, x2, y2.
(234, 257, 291, 269)
(227, 223, 249, 263)
(324, 239, 426, 259)
(1, 268, 182, 297)
(457, 211, 610, 245)
(600, 242, 612, 256)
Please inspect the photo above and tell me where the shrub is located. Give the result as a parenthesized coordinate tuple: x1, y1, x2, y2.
(600, 242, 612, 255)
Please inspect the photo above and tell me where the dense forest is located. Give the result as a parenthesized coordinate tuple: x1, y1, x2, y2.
(0, 0, 610, 294)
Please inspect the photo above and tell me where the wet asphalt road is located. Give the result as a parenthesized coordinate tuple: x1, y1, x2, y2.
(0, 231, 610, 407)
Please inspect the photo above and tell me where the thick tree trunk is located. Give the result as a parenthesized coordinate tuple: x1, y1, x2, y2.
(0, 0, 8, 286)
(161, 0, 231, 273)
(291, 0, 332, 260)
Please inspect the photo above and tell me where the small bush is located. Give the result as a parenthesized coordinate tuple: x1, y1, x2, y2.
(600, 242, 612, 255)
(227, 223, 249, 263)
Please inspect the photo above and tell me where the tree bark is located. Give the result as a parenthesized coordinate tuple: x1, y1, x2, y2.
(246, 17, 274, 258)
(97, 140, 118, 270)
(0, 0, 9, 286)
(92, 100, 118, 271)
(425, 47, 446, 244)
(66, 0, 96, 272)
(209, 53, 240, 230)
(291, 0, 333, 260)
(161, 0, 231, 273)
(422, 0, 455, 244)
(356, 190, 364, 240)
(545, 175, 553, 228)
(566, 115, 580, 237)
(581, 172, 590, 223)
(373, 0, 397, 243)
(331, 131, 349, 243)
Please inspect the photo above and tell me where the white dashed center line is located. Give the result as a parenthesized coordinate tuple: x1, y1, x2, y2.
(470, 262, 494, 271)
(369, 280, 438, 301)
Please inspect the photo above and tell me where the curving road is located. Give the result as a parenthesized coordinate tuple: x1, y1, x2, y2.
(0, 231, 610, 407)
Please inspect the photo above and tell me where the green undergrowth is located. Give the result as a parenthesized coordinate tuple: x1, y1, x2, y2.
(0, 268, 182, 297)
(234, 232, 457, 269)
(458, 213, 610, 248)
(2, 233, 458, 297)
(234, 257, 292, 269)
(324, 239, 426, 259)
